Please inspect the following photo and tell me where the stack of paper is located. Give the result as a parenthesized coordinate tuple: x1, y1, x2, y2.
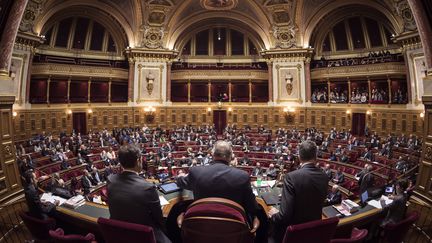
(159, 195, 169, 206)
(368, 196, 394, 209)
(40, 193, 67, 206)
(63, 195, 86, 209)
(252, 180, 276, 188)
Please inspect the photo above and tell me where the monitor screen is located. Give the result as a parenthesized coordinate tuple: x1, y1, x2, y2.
(385, 186, 394, 193)
(361, 190, 368, 203)
(160, 182, 179, 193)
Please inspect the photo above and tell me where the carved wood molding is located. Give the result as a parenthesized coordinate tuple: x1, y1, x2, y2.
(31, 63, 128, 79)
(311, 63, 406, 79)
(171, 70, 268, 80)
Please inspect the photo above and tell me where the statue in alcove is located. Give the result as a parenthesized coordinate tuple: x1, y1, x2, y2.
(146, 72, 155, 95)
(285, 73, 293, 95)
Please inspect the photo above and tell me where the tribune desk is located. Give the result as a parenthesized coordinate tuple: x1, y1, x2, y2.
(55, 185, 383, 240)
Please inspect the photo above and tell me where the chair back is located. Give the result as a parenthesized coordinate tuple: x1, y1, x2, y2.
(180, 197, 254, 243)
(19, 211, 56, 241)
(49, 228, 96, 243)
(331, 228, 368, 243)
(282, 217, 339, 243)
(383, 211, 420, 243)
(97, 217, 156, 243)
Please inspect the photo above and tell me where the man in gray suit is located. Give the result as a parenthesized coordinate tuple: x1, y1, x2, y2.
(107, 145, 171, 243)
(268, 140, 329, 242)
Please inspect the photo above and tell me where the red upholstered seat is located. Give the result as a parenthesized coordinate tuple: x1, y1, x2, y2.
(49, 228, 96, 243)
(383, 211, 420, 243)
(184, 203, 246, 223)
(97, 217, 156, 243)
(282, 217, 339, 243)
(179, 197, 254, 243)
(331, 228, 368, 243)
(20, 211, 56, 241)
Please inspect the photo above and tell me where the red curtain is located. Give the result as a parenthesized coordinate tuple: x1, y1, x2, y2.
(72, 112, 87, 134)
(213, 110, 227, 135)
(352, 113, 366, 136)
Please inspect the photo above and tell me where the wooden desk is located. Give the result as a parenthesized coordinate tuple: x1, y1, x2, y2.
(55, 186, 383, 239)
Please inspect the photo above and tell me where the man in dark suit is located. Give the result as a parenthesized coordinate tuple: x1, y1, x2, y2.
(359, 165, 374, 194)
(325, 185, 342, 206)
(177, 141, 259, 231)
(268, 140, 329, 242)
(107, 145, 171, 243)
(23, 170, 58, 219)
(380, 179, 408, 227)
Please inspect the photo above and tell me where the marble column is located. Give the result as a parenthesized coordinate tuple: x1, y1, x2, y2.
(408, 0, 432, 71)
(267, 61, 273, 102)
(0, 0, 28, 76)
(166, 62, 172, 102)
(128, 60, 135, 102)
(305, 59, 311, 102)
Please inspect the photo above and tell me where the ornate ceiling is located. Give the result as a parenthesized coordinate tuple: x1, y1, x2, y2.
(19, 0, 417, 51)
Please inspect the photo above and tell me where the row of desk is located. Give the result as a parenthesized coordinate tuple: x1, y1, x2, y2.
(55, 183, 384, 241)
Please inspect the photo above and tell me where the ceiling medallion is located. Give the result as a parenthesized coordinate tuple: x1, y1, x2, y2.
(200, 0, 238, 10)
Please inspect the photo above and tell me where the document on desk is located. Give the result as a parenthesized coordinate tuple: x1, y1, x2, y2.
(40, 193, 67, 206)
(159, 195, 169, 206)
(252, 180, 276, 188)
(368, 196, 393, 209)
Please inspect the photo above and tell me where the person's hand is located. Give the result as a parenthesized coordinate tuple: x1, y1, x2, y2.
(267, 206, 279, 218)
(250, 216, 260, 233)
(177, 170, 186, 177)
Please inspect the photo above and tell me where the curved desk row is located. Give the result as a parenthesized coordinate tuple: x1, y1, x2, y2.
(54, 186, 383, 241)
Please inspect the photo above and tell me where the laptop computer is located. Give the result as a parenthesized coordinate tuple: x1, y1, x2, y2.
(261, 192, 280, 206)
(159, 182, 180, 194)
(360, 190, 369, 207)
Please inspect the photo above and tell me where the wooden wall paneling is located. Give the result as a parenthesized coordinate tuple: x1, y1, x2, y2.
(0, 97, 22, 203)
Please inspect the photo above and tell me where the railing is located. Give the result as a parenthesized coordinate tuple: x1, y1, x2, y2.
(406, 196, 432, 242)
(0, 195, 30, 243)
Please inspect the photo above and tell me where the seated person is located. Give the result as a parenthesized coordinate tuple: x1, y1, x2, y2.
(380, 179, 409, 227)
(266, 163, 278, 180)
(252, 162, 263, 177)
(81, 169, 94, 195)
(47, 172, 65, 192)
(340, 151, 349, 163)
(324, 164, 333, 180)
(92, 167, 102, 184)
(240, 155, 251, 166)
(60, 158, 70, 170)
(329, 152, 337, 161)
(325, 185, 342, 206)
(332, 167, 345, 184)
(24, 170, 58, 219)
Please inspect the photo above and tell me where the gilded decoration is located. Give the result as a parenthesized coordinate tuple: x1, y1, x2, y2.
(19, 0, 45, 33)
(425, 145, 432, 161)
(171, 70, 268, 80)
(31, 64, 128, 79)
(276, 64, 302, 102)
(271, 22, 298, 49)
(310, 63, 406, 79)
(140, 25, 165, 49)
(393, 0, 417, 31)
(200, 0, 238, 10)
(137, 64, 163, 103)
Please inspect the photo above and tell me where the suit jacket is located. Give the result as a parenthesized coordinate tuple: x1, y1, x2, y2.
(359, 172, 374, 193)
(271, 163, 329, 241)
(24, 185, 56, 220)
(176, 161, 258, 216)
(326, 191, 342, 205)
(381, 194, 407, 227)
(107, 171, 171, 243)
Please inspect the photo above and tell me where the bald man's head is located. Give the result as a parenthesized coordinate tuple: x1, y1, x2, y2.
(212, 140, 233, 164)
